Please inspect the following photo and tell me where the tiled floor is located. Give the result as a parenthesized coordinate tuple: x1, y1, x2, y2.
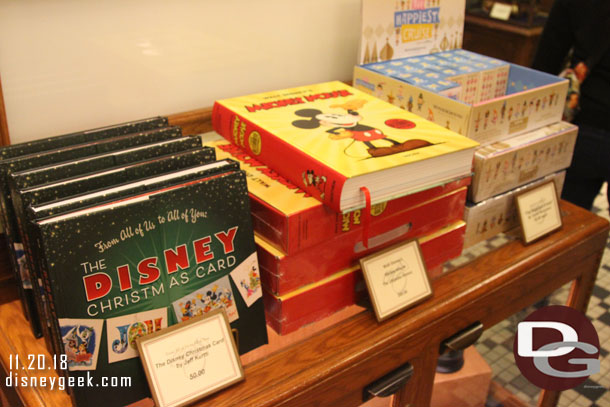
(450, 185, 610, 406)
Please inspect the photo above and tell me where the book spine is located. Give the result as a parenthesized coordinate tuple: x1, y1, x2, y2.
(10, 184, 53, 347)
(260, 187, 467, 295)
(0, 183, 43, 337)
(287, 205, 336, 254)
(212, 102, 348, 212)
(249, 197, 291, 253)
(0, 116, 169, 159)
(31, 223, 65, 366)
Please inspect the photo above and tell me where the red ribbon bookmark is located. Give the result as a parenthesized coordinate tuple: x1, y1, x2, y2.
(360, 186, 372, 249)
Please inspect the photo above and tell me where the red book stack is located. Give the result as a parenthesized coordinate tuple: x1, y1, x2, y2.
(211, 82, 477, 334)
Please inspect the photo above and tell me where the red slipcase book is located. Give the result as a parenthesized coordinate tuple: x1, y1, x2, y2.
(213, 81, 478, 213)
(264, 221, 466, 335)
(209, 138, 471, 255)
(257, 186, 467, 295)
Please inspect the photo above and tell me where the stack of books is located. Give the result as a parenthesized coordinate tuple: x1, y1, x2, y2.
(0, 117, 268, 406)
(463, 122, 576, 247)
(212, 81, 478, 334)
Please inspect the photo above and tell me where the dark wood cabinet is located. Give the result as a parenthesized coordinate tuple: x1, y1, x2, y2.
(463, 13, 544, 66)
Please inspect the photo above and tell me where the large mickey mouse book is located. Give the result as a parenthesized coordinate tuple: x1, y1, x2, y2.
(33, 166, 267, 407)
(213, 81, 478, 213)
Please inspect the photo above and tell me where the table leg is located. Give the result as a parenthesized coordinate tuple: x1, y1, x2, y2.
(537, 250, 603, 407)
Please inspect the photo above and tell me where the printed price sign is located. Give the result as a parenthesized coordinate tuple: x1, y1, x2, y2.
(515, 181, 562, 244)
(137, 309, 243, 407)
(360, 240, 432, 322)
(490, 2, 512, 21)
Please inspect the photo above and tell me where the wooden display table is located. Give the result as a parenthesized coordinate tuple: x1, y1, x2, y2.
(0, 200, 607, 407)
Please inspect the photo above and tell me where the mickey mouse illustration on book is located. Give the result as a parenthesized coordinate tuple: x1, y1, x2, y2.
(291, 98, 432, 158)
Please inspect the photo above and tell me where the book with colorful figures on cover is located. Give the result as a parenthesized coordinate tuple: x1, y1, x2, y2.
(0, 126, 184, 339)
(32, 163, 267, 407)
(213, 81, 478, 213)
(12, 144, 215, 352)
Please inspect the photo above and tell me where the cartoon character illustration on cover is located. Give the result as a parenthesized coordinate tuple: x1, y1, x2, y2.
(407, 95, 414, 112)
(493, 161, 501, 180)
(387, 91, 395, 105)
(417, 93, 424, 111)
(291, 99, 432, 159)
(375, 83, 385, 99)
(302, 169, 327, 199)
(240, 266, 261, 298)
(62, 325, 95, 366)
(397, 86, 405, 103)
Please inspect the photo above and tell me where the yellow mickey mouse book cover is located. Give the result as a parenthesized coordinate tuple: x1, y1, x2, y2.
(213, 81, 478, 213)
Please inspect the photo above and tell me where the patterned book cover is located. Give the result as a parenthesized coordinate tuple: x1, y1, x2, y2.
(359, 0, 466, 64)
(464, 171, 566, 248)
(9, 135, 204, 190)
(0, 116, 168, 160)
(34, 168, 267, 407)
(470, 122, 577, 203)
(213, 81, 478, 212)
(28, 160, 239, 363)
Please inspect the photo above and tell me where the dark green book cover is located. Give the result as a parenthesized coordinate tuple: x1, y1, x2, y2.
(12, 146, 216, 348)
(9, 135, 204, 190)
(15, 145, 217, 212)
(0, 116, 168, 160)
(1, 125, 184, 240)
(35, 168, 266, 407)
(9, 141, 215, 345)
(0, 126, 184, 337)
(24, 159, 239, 356)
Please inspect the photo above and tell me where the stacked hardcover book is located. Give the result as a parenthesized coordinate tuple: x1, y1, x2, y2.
(212, 81, 478, 334)
(463, 122, 576, 247)
(0, 117, 268, 406)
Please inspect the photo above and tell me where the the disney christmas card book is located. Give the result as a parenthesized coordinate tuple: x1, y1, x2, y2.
(33, 162, 267, 407)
